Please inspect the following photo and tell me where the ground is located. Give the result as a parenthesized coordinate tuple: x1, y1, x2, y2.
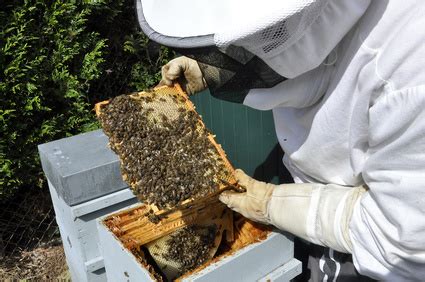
(0, 187, 69, 280)
(0, 244, 68, 280)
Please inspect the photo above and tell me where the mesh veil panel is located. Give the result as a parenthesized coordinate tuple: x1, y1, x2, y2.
(214, 1, 329, 59)
(175, 46, 286, 103)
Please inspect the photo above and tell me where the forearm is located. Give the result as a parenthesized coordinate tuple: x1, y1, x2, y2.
(267, 183, 366, 253)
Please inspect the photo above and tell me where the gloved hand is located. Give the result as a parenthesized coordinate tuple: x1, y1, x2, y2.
(219, 169, 275, 224)
(219, 169, 367, 253)
(158, 56, 208, 95)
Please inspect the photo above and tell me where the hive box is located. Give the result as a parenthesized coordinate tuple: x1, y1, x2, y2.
(39, 130, 139, 281)
(97, 204, 302, 282)
(39, 129, 127, 206)
(48, 182, 138, 281)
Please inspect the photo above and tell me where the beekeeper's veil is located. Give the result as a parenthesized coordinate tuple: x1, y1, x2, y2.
(136, 0, 371, 102)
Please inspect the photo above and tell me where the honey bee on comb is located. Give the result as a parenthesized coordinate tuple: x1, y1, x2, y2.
(162, 224, 217, 275)
(97, 89, 233, 209)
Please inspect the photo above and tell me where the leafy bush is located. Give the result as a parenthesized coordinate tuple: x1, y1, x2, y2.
(0, 0, 174, 199)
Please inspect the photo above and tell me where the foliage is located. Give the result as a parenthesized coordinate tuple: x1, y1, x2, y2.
(0, 0, 174, 198)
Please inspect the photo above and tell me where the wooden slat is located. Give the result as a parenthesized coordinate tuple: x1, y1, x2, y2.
(104, 197, 233, 249)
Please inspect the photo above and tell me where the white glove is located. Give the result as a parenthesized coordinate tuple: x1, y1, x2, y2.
(219, 169, 367, 253)
(219, 169, 275, 224)
(159, 56, 208, 95)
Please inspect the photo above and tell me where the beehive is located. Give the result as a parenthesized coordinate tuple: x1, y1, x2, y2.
(99, 206, 285, 281)
(95, 84, 240, 249)
(94, 85, 302, 281)
(103, 192, 234, 250)
(38, 130, 140, 281)
(39, 128, 301, 281)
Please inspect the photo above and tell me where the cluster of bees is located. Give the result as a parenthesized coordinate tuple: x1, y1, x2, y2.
(98, 93, 230, 209)
(163, 225, 217, 274)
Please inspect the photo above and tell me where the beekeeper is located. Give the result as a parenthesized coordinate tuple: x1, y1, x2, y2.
(136, 0, 425, 280)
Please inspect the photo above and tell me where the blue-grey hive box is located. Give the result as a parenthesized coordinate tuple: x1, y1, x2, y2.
(97, 205, 302, 282)
(39, 130, 139, 281)
(39, 129, 129, 206)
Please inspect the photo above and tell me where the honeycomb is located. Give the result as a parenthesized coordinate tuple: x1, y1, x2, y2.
(96, 84, 236, 209)
(96, 84, 237, 247)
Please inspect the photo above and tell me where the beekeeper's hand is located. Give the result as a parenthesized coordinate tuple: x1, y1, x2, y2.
(219, 169, 367, 253)
(219, 169, 274, 224)
(159, 56, 207, 95)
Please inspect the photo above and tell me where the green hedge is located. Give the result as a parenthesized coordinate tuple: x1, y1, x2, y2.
(0, 0, 174, 199)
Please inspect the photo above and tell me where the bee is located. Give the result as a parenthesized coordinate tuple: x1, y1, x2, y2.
(160, 114, 168, 123)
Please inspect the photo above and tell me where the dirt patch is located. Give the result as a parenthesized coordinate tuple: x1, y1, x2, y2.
(0, 187, 67, 280)
(0, 244, 68, 280)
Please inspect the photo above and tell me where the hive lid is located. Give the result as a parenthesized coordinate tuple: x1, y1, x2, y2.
(38, 129, 128, 206)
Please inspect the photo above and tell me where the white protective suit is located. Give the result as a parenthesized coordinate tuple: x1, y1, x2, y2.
(236, 0, 425, 280)
(146, 0, 425, 280)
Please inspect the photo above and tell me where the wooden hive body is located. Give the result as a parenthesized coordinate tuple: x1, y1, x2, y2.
(100, 206, 277, 281)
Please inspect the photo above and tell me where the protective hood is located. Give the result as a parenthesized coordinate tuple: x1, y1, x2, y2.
(136, 0, 370, 101)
